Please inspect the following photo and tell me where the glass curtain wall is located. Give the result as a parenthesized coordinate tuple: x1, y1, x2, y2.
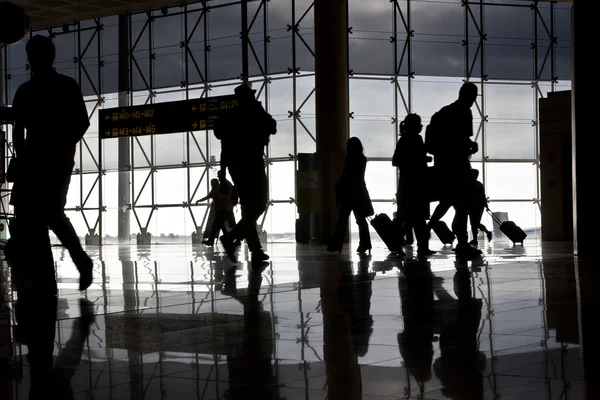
(1, 0, 572, 243)
(349, 0, 572, 237)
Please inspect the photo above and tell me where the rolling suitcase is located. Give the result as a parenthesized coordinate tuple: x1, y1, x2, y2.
(370, 214, 402, 253)
(487, 209, 527, 244)
(431, 221, 455, 245)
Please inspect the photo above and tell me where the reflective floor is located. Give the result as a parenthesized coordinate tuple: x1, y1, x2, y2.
(0, 238, 596, 399)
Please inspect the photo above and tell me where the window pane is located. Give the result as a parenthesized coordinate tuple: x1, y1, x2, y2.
(412, 77, 463, 119)
(485, 83, 534, 121)
(351, 119, 395, 158)
(486, 162, 538, 200)
(485, 123, 535, 160)
(484, 5, 534, 80)
(484, 201, 541, 238)
(270, 161, 294, 201)
(412, 1, 464, 77)
(365, 161, 396, 201)
(348, 0, 393, 75)
(264, 203, 296, 239)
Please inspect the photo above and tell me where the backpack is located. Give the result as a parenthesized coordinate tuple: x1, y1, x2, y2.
(424, 111, 441, 156)
(259, 110, 277, 145)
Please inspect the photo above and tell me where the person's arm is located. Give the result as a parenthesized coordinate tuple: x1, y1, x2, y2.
(11, 88, 25, 158)
(69, 79, 90, 145)
(196, 188, 215, 204)
(392, 140, 401, 167)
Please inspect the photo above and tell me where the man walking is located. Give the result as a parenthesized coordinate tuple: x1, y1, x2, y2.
(214, 83, 276, 265)
(428, 82, 481, 257)
(11, 35, 93, 293)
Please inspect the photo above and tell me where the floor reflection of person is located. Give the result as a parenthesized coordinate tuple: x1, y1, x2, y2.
(321, 257, 362, 400)
(16, 297, 94, 400)
(397, 258, 435, 394)
(339, 254, 375, 358)
(433, 263, 486, 400)
(221, 266, 279, 399)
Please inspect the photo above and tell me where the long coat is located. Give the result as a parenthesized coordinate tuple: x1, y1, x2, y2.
(335, 155, 374, 218)
(393, 134, 431, 220)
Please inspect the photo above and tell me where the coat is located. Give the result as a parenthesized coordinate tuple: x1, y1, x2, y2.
(335, 155, 374, 218)
(393, 134, 431, 220)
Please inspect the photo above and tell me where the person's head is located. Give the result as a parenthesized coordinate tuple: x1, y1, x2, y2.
(346, 137, 364, 157)
(471, 169, 480, 180)
(234, 82, 256, 104)
(210, 178, 219, 189)
(400, 114, 422, 136)
(458, 82, 478, 108)
(26, 35, 55, 73)
(217, 170, 225, 180)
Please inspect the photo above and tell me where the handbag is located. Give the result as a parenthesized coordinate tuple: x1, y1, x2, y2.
(6, 157, 19, 183)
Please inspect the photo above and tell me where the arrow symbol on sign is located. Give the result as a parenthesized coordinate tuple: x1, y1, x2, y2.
(105, 130, 111, 136)
(105, 115, 110, 121)
(192, 105, 197, 112)
(191, 122, 198, 129)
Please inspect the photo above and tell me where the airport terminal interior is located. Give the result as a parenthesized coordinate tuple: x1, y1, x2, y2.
(1, 0, 597, 399)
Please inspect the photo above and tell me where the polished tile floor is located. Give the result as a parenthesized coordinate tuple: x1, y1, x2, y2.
(0, 237, 595, 399)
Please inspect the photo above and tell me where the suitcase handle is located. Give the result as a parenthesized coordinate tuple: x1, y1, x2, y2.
(485, 207, 503, 226)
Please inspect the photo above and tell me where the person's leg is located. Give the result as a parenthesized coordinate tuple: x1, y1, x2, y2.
(328, 204, 352, 252)
(354, 213, 372, 253)
(429, 202, 452, 225)
(468, 206, 484, 245)
(46, 171, 93, 290)
(413, 218, 435, 256)
(404, 224, 414, 245)
(222, 162, 268, 261)
(452, 205, 469, 245)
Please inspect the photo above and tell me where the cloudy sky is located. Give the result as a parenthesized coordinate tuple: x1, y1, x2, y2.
(2, 0, 573, 237)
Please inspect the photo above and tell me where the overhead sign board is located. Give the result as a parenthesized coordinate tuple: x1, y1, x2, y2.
(99, 95, 239, 139)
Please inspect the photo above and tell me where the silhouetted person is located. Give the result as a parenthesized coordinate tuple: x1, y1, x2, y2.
(339, 255, 375, 357)
(393, 114, 435, 256)
(11, 35, 93, 292)
(397, 258, 435, 393)
(328, 137, 374, 254)
(215, 83, 275, 265)
(51, 299, 95, 399)
(429, 82, 481, 258)
(468, 169, 492, 246)
(196, 176, 237, 246)
(16, 296, 94, 400)
(433, 264, 485, 400)
(221, 267, 279, 399)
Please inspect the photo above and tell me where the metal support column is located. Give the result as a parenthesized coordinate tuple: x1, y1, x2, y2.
(118, 15, 131, 242)
(314, 0, 349, 242)
(571, 0, 593, 256)
(571, 1, 599, 398)
(241, 0, 249, 84)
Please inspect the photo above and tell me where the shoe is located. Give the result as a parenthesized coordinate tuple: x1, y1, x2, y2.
(454, 243, 482, 258)
(356, 245, 372, 255)
(220, 235, 237, 263)
(251, 250, 270, 265)
(417, 249, 437, 256)
(469, 239, 478, 246)
(327, 239, 342, 253)
(486, 231, 492, 242)
(202, 240, 215, 246)
(73, 253, 93, 291)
